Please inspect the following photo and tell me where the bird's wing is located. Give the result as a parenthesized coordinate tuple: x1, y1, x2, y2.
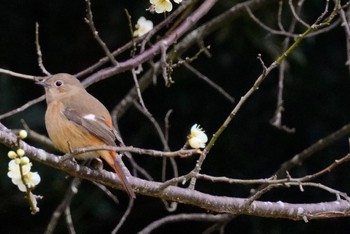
(63, 108, 117, 146)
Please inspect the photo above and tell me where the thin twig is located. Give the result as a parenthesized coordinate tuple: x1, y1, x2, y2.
(64, 207, 76, 234)
(111, 110, 154, 181)
(112, 198, 134, 234)
(0, 68, 37, 80)
(160, 41, 173, 87)
(124, 9, 137, 58)
(138, 213, 231, 234)
(45, 178, 81, 234)
(246, 6, 298, 38)
(131, 69, 148, 112)
(188, 1, 341, 190)
(273, 123, 350, 179)
(339, 5, 350, 72)
(0, 95, 45, 120)
(62, 145, 201, 160)
(160, 110, 178, 213)
(184, 62, 235, 103)
(133, 101, 170, 151)
(270, 0, 303, 132)
(84, 0, 117, 66)
(196, 153, 350, 188)
(288, 0, 310, 28)
(35, 22, 51, 76)
(127, 156, 154, 181)
(277, 1, 286, 31)
(314, 0, 330, 25)
(92, 182, 119, 204)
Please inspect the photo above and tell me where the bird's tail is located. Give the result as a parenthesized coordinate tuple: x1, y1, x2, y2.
(100, 151, 136, 198)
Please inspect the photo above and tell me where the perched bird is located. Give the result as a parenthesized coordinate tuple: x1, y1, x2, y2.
(38, 73, 135, 198)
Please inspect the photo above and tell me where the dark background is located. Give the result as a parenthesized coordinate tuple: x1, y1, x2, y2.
(1, 0, 350, 233)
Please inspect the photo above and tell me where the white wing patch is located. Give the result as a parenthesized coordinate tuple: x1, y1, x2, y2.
(83, 114, 97, 121)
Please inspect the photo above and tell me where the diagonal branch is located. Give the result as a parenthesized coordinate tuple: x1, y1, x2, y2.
(83, 0, 219, 86)
(84, 0, 117, 66)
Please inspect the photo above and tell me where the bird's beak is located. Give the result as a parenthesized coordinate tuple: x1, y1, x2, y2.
(35, 77, 49, 87)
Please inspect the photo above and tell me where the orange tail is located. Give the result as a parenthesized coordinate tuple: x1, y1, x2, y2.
(100, 151, 135, 198)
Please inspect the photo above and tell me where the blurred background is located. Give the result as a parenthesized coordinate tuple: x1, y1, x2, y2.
(0, 0, 349, 233)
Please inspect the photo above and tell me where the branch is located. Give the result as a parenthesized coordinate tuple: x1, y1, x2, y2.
(75, 0, 195, 78)
(274, 123, 350, 178)
(0, 95, 45, 121)
(82, 0, 219, 86)
(0, 0, 274, 121)
(138, 213, 232, 234)
(35, 22, 51, 76)
(0, 68, 37, 80)
(84, 0, 117, 66)
(1, 122, 350, 220)
(45, 178, 81, 234)
(187, 0, 341, 190)
(63, 145, 201, 159)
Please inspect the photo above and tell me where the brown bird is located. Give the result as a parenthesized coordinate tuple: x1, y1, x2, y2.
(38, 73, 135, 198)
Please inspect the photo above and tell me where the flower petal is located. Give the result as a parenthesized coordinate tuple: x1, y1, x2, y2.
(150, 0, 173, 13)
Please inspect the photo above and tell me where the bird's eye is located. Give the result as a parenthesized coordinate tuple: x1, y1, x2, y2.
(54, 80, 63, 87)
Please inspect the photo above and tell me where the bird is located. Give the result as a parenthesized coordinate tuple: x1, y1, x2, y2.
(37, 73, 135, 198)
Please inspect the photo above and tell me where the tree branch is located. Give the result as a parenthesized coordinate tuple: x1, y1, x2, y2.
(1, 122, 350, 220)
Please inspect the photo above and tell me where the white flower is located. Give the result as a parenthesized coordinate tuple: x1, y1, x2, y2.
(188, 124, 208, 149)
(18, 172, 41, 192)
(8, 158, 31, 177)
(173, 0, 182, 3)
(133, 17, 153, 37)
(150, 0, 173, 13)
(7, 158, 40, 192)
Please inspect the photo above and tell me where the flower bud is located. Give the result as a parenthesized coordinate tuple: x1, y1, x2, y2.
(20, 156, 30, 165)
(15, 158, 21, 165)
(19, 130, 28, 139)
(8, 151, 17, 159)
(16, 149, 25, 157)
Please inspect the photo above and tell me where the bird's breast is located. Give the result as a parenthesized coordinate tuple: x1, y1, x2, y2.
(45, 101, 104, 156)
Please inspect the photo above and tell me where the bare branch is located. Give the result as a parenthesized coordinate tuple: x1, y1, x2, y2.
(339, 4, 350, 72)
(246, 6, 298, 38)
(0, 68, 37, 80)
(277, 1, 286, 31)
(288, 0, 310, 28)
(76, 0, 196, 79)
(0, 95, 45, 120)
(92, 182, 119, 204)
(64, 207, 76, 234)
(84, 0, 117, 66)
(133, 102, 170, 151)
(131, 69, 148, 112)
(112, 198, 134, 234)
(83, 0, 219, 86)
(138, 213, 231, 234)
(2, 123, 350, 220)
(273, 123, 350, 179)
(62, 145, 201, 159)
(44, 178, 81, 234)
(184, 62, 235, 103)
(35, 22, 51, 76)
